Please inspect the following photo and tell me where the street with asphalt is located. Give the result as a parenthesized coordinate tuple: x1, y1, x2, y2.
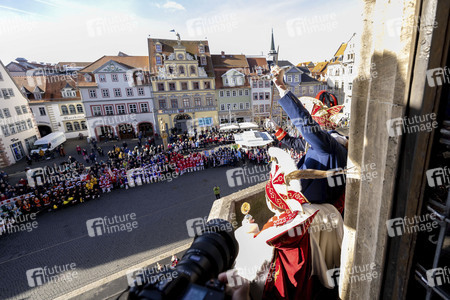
(0, 138, 268, 300)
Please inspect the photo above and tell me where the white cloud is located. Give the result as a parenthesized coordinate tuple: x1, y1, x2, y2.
(156, 1, 185, 11)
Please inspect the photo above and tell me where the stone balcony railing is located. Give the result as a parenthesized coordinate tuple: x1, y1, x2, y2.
(207, 182, 271, 232)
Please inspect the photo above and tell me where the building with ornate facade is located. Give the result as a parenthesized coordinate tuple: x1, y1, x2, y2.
(77, 55, 156, 141)
(148, 37, 217, 135)
(326, 33, 357, 117)
(247, 56, 271, 125)
(212, 52, 252, 124)
(0, 61, 40, 167)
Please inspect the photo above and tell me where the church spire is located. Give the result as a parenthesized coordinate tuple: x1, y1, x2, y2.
(270, 28, 276, 52)
(268, 28, 278, 64)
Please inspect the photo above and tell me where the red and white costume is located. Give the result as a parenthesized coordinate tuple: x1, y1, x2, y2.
(233, 147, 343, 299)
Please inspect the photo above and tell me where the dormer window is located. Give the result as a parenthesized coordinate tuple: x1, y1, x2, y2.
(199, 45, 205, 53)
(34, 93, 42, 100)
(200, 56, 206, 65)
(256, 67, 262, 75)
(155, 43, 162, 53)
(177, 53, 184, 60)
(84, 73, 92, 82)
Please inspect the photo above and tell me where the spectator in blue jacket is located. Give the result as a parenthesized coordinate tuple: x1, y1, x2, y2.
(271, 66, 348, 211)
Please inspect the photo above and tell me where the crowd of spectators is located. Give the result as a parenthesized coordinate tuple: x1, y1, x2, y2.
(0, 131, 271, 236)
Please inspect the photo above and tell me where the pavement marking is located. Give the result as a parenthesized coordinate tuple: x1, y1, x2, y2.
(54, 240, 192, 300)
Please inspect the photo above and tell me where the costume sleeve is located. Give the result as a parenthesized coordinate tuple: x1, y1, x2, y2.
(275, 128, 306, 152)
(278, 91, 336, 154)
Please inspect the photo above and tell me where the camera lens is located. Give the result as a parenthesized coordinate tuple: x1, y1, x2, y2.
(176, 219, 239, 284)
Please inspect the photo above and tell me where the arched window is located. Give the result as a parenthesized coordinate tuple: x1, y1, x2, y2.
(66, 122, 73, 132)
(61, 105, 68, 115)
(179, 66, 185, 74)
(76, 104, 84, 113)
(69, 105, 76, 114)
(81, 121, 87, 130)
(73, 122, 81, 131)
(190, 66, 196, 75)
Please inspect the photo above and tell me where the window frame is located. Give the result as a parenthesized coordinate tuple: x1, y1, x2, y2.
(116, 104, 126, 115)
(104, 105, 114, 115)
(101, 89, 110, 98)
(92, 106, 103, 116)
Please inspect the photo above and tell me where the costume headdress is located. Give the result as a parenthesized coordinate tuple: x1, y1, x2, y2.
(299, 96, 345, 129)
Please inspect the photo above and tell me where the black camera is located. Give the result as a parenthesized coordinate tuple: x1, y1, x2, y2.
(127, 219, 239, 300)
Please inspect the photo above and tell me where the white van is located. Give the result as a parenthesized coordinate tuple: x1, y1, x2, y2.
(31, 132, 66, 155)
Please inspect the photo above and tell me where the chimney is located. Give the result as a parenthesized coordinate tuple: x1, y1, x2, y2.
(221, 51, 225, 58)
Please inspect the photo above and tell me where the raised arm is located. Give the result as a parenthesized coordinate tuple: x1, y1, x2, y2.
(271, 66, 337, 154)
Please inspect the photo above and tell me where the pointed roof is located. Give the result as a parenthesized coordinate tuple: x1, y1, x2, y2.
(270, 29, 276, 52)
(79, 56, 149, 73)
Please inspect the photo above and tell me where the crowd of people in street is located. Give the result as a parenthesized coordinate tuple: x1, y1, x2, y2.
(0, 130, 274, 236)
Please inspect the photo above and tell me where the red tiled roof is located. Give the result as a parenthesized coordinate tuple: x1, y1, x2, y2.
(13, 75, 81, 101)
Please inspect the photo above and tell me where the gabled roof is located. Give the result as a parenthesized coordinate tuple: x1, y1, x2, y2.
(334, 43, 347, 57)
(221, 69, 245, 77)
(297, 66, 311, 74)
(79, 56, 149, 73)
(300, 73, 320, 84)
(92, 59, 137, 73)
(311, 62, 328, 73)
(6, 61, 29, 72)
(214, 70, 250, 89)
(56, 62, 91, 68)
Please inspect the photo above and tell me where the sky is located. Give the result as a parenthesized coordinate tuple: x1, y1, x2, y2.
(0, 0, 363, 66)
